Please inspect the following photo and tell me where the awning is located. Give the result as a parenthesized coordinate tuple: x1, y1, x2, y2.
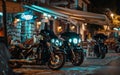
(23, 3, 111, 25)
(0, 1, 23, 13)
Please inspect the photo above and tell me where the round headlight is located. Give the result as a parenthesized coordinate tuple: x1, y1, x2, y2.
(69, 39, 72, 43)
(55, 39, 59, 45)
(59, 40, 63, 46)
(51, 39, 55, 43)
(73, 38, 78, 44)
(78, 38, 81, 43)
(51, 39, 63, 46)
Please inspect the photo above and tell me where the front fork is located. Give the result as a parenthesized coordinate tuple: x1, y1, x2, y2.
(37, 42, 55, 61)
(98, 44, 101, 53)
(47, 42, 56, 61)
(98, 44, 106, 53)
(70, 46, 76, 59)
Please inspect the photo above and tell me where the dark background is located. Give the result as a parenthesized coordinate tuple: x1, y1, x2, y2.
(89, 0, 120, 15)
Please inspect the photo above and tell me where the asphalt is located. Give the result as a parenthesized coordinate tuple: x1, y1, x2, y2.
(87, 57, 120, 75)
(107, 57, 120, 66)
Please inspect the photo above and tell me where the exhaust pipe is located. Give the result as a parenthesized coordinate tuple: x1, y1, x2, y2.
(9, 59, 35, 63)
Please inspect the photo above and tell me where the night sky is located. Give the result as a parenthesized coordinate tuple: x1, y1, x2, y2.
(116, 0, 120, 15)
(90, 0, 120, 15)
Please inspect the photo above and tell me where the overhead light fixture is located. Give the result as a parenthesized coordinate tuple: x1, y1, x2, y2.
(43, 13, 47, 16)
(113, 28, 118, 31)
(54, 16, 57, 19)
(21, 13, 33, 20)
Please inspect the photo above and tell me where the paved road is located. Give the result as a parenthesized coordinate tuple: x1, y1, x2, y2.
(90, 57, 120, 75)
(13, 53, 120, 75)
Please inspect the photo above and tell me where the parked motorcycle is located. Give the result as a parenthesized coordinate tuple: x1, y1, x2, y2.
(59, 32, 84, 66)
(115, 44, 120, 53)
(115, 37, 120, 53)
(93, 33, 108, 59)
(9, 30, 65, 70)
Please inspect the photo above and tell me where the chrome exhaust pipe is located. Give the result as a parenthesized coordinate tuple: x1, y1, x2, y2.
(9, 59, 34, 63)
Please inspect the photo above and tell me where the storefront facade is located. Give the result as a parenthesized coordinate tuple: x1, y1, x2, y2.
(0, 0, 111, 43)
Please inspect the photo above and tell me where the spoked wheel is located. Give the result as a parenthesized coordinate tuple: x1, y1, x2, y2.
(48, 52, 65, 70)
(71, 51, 84, 66)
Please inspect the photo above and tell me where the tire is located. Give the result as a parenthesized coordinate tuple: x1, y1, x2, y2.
(96, 53, 100, 58)
(94, 49, 100, 58)
(71, 51, 84, 66)
(95, 51, 105, 59)
(99, 46, 107, 59)
(94, 45, 106, 59)
(94, 45, 100, 58)
(48, 51, 65, 70)
(115, 46, 120, 53)
(105, 45, 108, 53)
(99, 52, 105, 59)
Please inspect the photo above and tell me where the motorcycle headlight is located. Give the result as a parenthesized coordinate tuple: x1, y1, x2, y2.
(59, 41, 62, 46)
(51, 39, 55, 43)
(51, 39, 63, 46)
(73, 38, 78, 44)
(78, 38, 82, 43)
(68, 38, 81, 45)
(55, 39, 59, 46)
(69, 39, 72, 43)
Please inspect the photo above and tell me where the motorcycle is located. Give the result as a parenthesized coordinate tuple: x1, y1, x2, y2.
(59, 32, 84, 66)
(9, 30, 65, 70)
(115, 44, 120, 53)
(115, 38, 120, 53)
(93, 33, 108, 59)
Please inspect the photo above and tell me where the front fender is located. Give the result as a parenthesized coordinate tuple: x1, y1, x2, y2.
(73, 47, 84, 53)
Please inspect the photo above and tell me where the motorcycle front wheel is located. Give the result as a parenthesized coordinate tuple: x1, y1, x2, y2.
(71, 51, 84, 66)
(48, 51, 65, 70)
(99, 52, 105, 59)
(95, 50, 106, 59)
(115, 46, 120, 53)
